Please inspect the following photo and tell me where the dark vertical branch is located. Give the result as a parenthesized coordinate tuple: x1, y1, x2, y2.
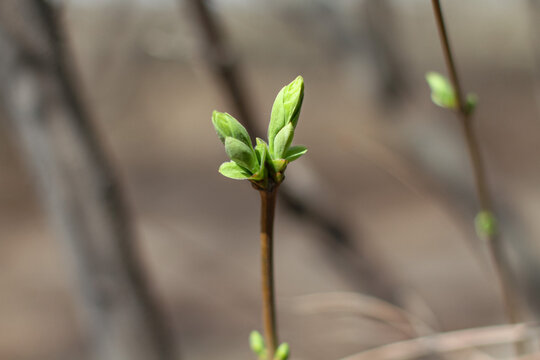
(187, 0, 257, 138)
(363, 0, 408, 105)
(0, 1, 177, 359)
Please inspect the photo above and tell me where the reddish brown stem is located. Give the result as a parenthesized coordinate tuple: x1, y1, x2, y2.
(259, 188, 279, 359)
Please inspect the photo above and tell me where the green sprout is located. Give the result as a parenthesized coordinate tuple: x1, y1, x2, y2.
(249, 331, 289, 360)
(250, 331, 267, 360)
(475, 210, 498, 239)
(213, 76, 306, 359)
(212, 76, 307, 189)
(274, 342, 290, 360)
(426, 71, 457, 109)
(426, 71, 478, 115)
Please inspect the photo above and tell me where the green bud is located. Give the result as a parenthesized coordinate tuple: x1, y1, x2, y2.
(218, 161, 251, 179)
(224, 137, 258, 173)
(249, 331, 266, 357)
(426, 72, 457, 109)
(465, 93, 478, 114)
(274, 343, 290, 360)
(212, 111, 253, 148)
(269, 76, 304, 152)
(284, 145, 308, 162)
(272, 122, 295, 159)
(475, 211, 497, 239)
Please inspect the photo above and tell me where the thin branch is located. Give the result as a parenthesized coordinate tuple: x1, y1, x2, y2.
(430, 0, 524, 345)
(341, 323, 532, 360)
(291, 292, 437, 339)
(292, 291, 497, 360)
(259, 188, 279, 357)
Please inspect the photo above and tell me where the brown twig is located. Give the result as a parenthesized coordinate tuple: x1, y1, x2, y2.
(431, 0, 524, 354)
(259, 187, 279, 358)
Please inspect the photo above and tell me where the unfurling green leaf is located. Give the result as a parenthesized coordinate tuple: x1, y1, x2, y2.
(249, 331, 266, 358)
(218, 161, 251, 179)
(212, 111, 253, 148)
(255, 138, 269, 164)
(272, 122, 295, 159)
(225, 137, 258, 173)
(269, 89, 285, 152)
(426, 72, 457, 109)
(475, 211, 497, 239)
(274, 343, 290, 360)
(269, 76, 304, 152)
(283, 76, 304, 128)
(284, 145, 308, 162)
(250, 138, 268, 181)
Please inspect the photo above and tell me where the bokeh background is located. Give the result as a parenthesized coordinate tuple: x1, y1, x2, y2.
(1, 1, 540, 359)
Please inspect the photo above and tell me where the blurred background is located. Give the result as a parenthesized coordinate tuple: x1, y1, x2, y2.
(1, 0, 540, 359)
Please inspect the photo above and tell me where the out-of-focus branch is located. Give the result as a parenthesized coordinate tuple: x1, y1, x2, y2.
(274, 0, 408, 106)
(293, 292, 499, 360)
(181, 0, 402, 304)
(363, 0, 408, 106)
(0, 1, 177, 360)
(291, 292, 438, 339)
(431, 0, 524, 347)
(341, 323, 531, 360)
(186, 0, 257, 138)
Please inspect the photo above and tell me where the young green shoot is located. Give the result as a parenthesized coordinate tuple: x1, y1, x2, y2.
(213, 76, 306, 360)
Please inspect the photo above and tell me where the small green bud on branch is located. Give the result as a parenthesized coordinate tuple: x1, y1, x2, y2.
(214, 78, 303, 359)
(475, 211, 497, 239)
(426, 71, 478, 114)
(274, 343, 290, 360)
(250, 330, 267, 359)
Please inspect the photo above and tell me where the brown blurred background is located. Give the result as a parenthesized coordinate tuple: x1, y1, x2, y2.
(1, 1, 540, 359)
